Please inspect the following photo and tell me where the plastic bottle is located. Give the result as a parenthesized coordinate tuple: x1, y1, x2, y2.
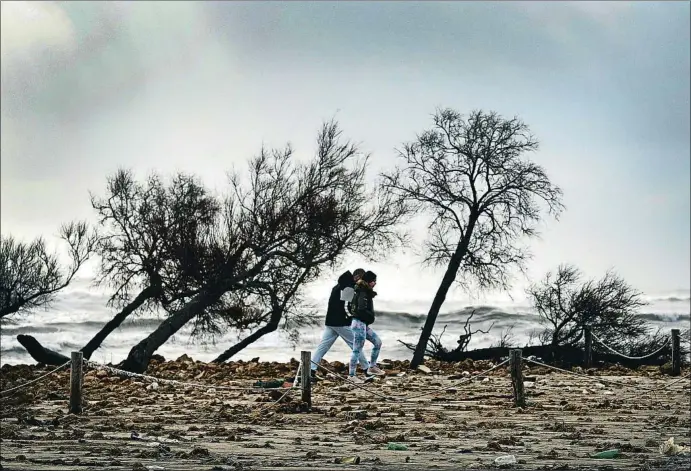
(387, 443, 408, 451)
(592, 449, 620, 459)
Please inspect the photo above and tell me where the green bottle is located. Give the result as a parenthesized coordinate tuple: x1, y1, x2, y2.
(592, 449, 620, 459)
(387, 443, 408, 451)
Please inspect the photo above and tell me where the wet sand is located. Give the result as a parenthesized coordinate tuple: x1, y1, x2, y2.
(1, 357, 689, 470)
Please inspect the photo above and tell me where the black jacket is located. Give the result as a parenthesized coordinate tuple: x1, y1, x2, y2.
(325, 271, 355, 327)
(348, 279, 377, 325)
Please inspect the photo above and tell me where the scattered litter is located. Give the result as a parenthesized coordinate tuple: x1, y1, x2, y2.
(592, 449, 620, 459)
(417, 365, 432, 374)
(146, 382, 159, 391)
(594, 383, 606, 389)
(494, 454, 517, 467)
(387, 443, 408, 451)
(334, 456, 361, 464)
(254, 380, 284, 389)
(146, 466, 165, 471)
(660, 437, 689, 456)
(603, 391, 614, 395)
(482, 377, 490, 383)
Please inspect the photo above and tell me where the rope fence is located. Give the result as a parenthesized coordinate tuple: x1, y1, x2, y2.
(1, 328, 687, 411)
(0, 361, 70, 399)
(592, 333, 671, 360)
(83, 360, 289, 393)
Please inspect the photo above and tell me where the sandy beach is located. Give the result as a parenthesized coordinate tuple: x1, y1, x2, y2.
(1, 357, 689, 471)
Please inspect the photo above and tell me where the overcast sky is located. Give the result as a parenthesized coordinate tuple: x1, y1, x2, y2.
(2, 1, 689, 307)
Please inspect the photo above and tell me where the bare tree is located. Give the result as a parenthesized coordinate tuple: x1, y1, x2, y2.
(121, 120, 408, 372)
(0, 221, 96, 319)
(399, 310, 495, 360)
(382, 108, 564, 368)
(15, 171, 222, 364)
(527, 264, 647, 349)
(493, 325, 517, 348)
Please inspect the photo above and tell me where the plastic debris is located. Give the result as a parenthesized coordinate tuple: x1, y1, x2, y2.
(592, 449, 620, 459)
(387, 443, 408, 451)
(494, 454, 517, 466)
(334, 456, 361, 464)
(660, 437, 689, 456)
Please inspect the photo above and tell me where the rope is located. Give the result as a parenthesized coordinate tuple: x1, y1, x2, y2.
(523, 358, 688, 393)
(396, 359, 510, 401)
(0, 361, 71, 398)
(655, 372, 691, 391)
(84, 360, 289, 393)
(311, 361, 396, 401)
(592, 333, 670, 360)
(254, 362, 302, 414)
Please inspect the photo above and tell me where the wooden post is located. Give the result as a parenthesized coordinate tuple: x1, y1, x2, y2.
(509, 349, 526, 408)
(300, 351, 311, 407)
(69, 351, 83, 414)
(583, 327, 593, 369)
(671, 329, 681, 377)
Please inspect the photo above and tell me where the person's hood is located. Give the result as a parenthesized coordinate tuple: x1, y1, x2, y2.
(354, 279, 377, 297)
(337, 271, 354, 289)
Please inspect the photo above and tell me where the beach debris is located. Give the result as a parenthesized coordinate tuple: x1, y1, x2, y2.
(417, 365, 432, 374)
(334, 456, 361, 464)
(387, 442, 408, 451)
(254, 380, 284, 389)
(339, 410, 368, 420)
(592, 449, 621, 459)
(146, 382, 159, 391)
(659, 437, 689, 456)
(146, 466, 165, 471)
(494, 454, 517, 467)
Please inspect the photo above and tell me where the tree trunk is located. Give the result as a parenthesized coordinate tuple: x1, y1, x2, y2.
(212, 320, 280, 363)
(410, 218, 477, 369)
(15, 286, 159, 365)
(81, 285, 160, 359)
(120, 289, 220, 373)
(16, 334, 70, 366)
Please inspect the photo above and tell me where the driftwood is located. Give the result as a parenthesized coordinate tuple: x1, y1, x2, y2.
(16, 334, 70, 366)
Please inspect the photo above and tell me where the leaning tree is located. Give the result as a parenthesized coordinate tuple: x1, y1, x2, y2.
(16, 170, 223, 364)
(0, 221, 96, 320)
(120, 120, 408, 373)
(527, 264, 648, 350)
(382, 108, 564, 368)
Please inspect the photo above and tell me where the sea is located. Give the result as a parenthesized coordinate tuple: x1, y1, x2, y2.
(1, 278, 689, 366)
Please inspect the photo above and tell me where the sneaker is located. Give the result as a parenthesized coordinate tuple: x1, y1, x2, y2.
(310, 370, 319, 384)
(348, 376, 366, 385)
(367, 365, 385, 376)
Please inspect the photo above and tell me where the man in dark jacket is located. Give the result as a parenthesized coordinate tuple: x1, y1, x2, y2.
(310, 269, 370, 380)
